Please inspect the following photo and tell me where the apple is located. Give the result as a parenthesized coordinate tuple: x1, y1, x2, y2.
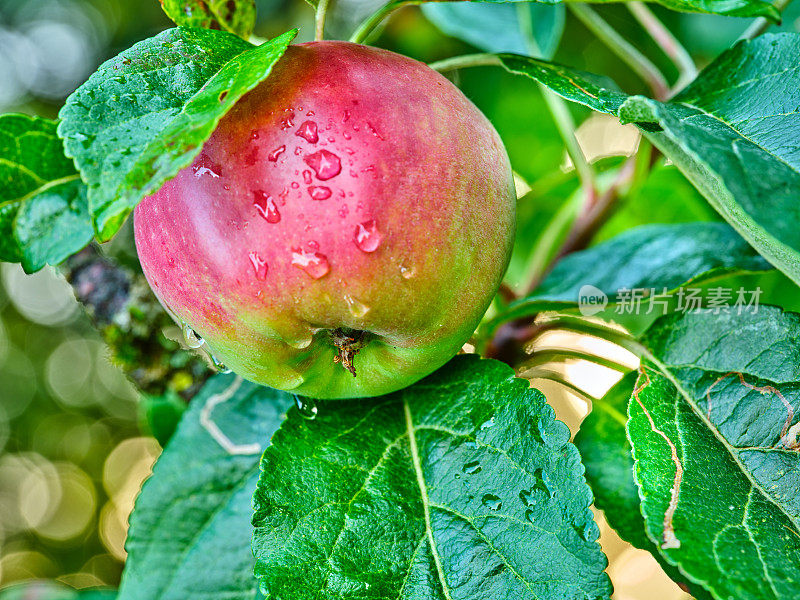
(134, 41, 515, 399)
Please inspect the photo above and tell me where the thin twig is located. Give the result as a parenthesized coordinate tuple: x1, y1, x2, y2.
(627, 2, 697, 95)
(315, 0, 330, 41)
(427, 53, 502, 72)
(428, 54, 596, 196)
(739, 0, 794, 40)
(569, 4, 670, 100)
(526, 155, 637, 294)
(350, 0, 416, 44)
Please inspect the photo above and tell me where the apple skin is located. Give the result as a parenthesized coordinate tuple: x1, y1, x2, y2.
(134, 41, 515, 399)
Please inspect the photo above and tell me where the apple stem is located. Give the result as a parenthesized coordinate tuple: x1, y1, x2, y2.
(330, 329, 367, 377)
(349, 0, 417, 44)
(315, 0, 330, 41)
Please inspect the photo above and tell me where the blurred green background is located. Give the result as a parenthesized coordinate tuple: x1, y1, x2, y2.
(0, 0, 797, 595)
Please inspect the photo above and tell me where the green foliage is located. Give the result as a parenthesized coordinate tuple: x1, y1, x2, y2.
(492, 222, 771, 324)
(575, 372, 714, 600)
(0, 583, 116, 599)
(159, 0, 257, 39)
(0, 114, 92, 272)
(58, 27, 296, 241)
(422, 2, 565, 58)
(253, 355, 612, 600)
(118, 374, 292, 600)
(2, 0, 800, 596)
(631, 307, 800, 598)
(498, 33, 800, 286)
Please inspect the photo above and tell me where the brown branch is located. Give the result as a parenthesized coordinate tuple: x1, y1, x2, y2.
(61, 246, 212, 400)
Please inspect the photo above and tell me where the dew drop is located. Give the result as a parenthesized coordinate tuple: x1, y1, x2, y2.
(308, 186, 332, 201)
(268, 145, 286, 161)
(400, 265, 417, 279)
(294, 394, 318, 420)
(192, 154, 222, 179)
(304, 149, 341, 180)
(295, 120, 319, 143)
(519, 489, 537, 507)
(534, 468, 557, 498)
(574, 519, 596, 542)
(353, 219, 383, 253)
(248, 251, 268, 280)
(344, 295, 370, 318)
(291, 247, 330, 279)
(366, 121, 384, 140)
(525, 509, 535, 524)
(463, 460, 481, 475)
(253, 191, 281, 223)
(280, 110, 295, 130)
(181, 321, 205, 349)
(302, 170, 313, 184)
(211, 354, 232, 374)
(481, 494, 502, 511)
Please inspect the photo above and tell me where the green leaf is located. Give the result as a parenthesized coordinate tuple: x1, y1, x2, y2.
(497, 33, 800, 285)
(118, 374, 293, 600)
(0, 114, 93, 272)
(159, 0, 257, 39)
(0, 582, 116, 600)
(629, 307, 800, 599)
(576, 373, 646, 548)
(491, 222, 772, 324)
(575, 372, 714, 600)
(423, 2, 565, 59)
(58, 27, 296, 241)
(253, 355, 612, 600)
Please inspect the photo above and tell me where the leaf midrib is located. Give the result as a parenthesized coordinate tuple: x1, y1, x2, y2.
(643, 356, 800, 534)
(403, 399, 453, 600)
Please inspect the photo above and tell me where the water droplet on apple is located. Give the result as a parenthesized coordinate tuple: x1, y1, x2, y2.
(304, 150, 341, 180)
(268, 145, 285, 161)
(481, 494, 502, 511)
(302, 170, 313, 184)
(294, 394, 318, 420)
(400, 265, 417, 279)
(248, 251, 268, 280)
(295, 120, 319, 143)
(253, 191, 281, 223)
(353, 219, 383, 253)
(291, 248, 330, 279)
(307, 186, 332, 201)
(366, 121, 384, 140)
(251, 130, 260, 139)
(192, 154, 222, 179)
(181, 321, 205, 348)
(291, 182, 299, 189)
(344, 295, 370, 318)
(342, 110, 350, 123)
